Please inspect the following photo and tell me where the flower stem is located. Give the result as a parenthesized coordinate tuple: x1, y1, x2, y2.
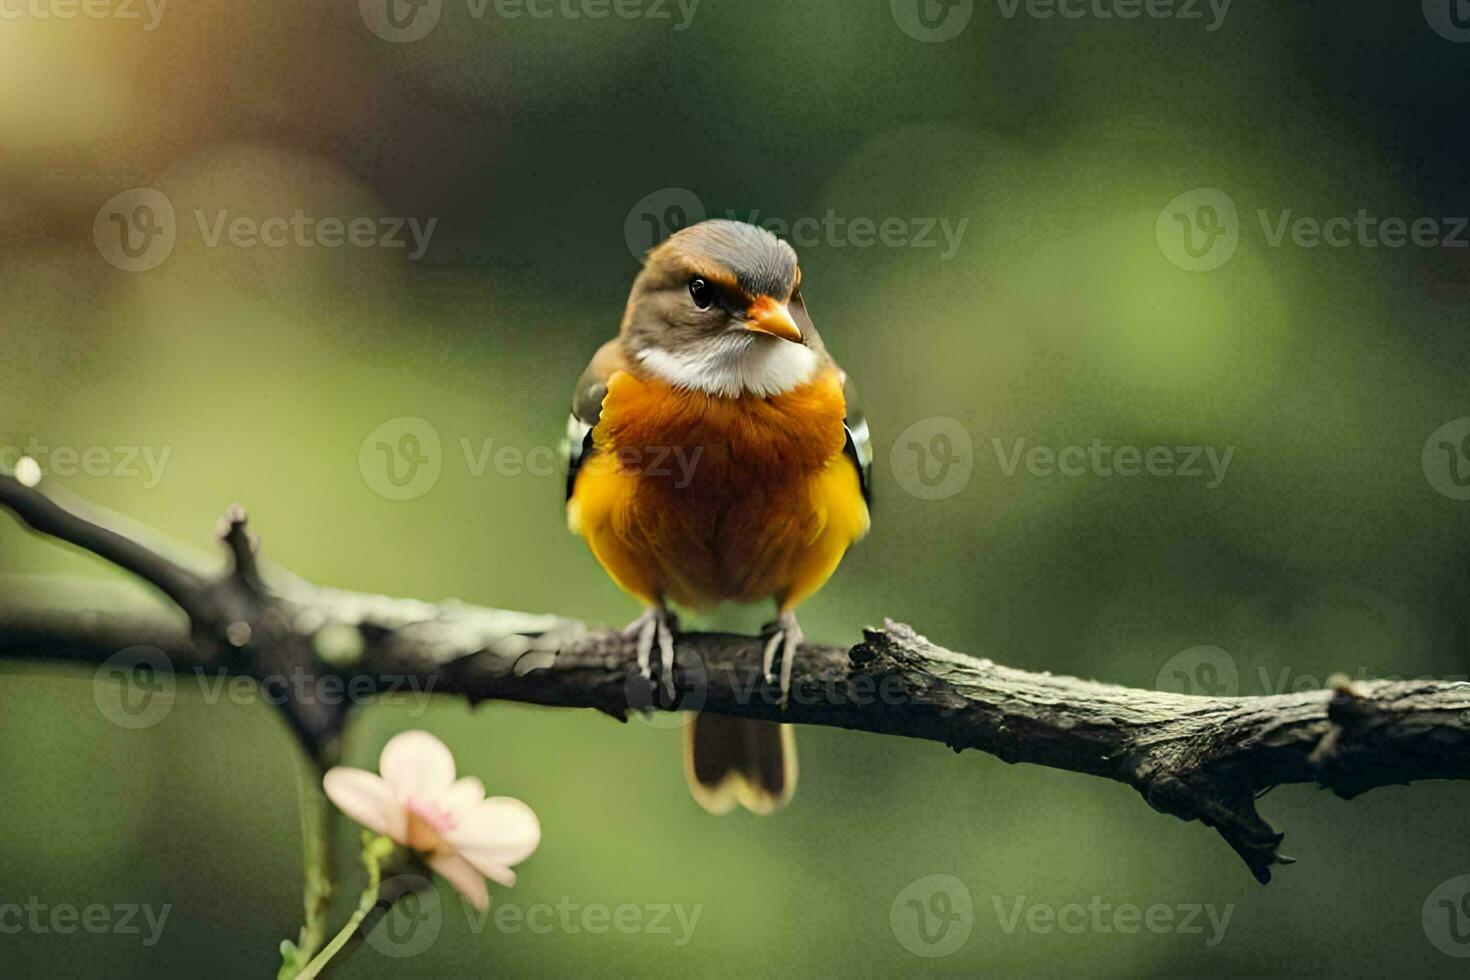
(277, 761, 335, 979)
(296, 834, 394, 979)
(299, 765, 333, 948)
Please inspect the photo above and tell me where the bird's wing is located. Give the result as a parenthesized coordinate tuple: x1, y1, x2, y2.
(564, 339, 630, 502)
(790, 288, 872, 508)
(838, 371, 873, 509)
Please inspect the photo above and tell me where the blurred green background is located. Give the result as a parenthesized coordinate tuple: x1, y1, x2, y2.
(3, 0, 1470, 975)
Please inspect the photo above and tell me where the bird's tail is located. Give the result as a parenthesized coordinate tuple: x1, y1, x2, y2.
(683, 714, 797, 815)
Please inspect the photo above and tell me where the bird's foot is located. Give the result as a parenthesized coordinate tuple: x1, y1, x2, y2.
(622, 605, 678, 699)
(760, 611, 803, 707)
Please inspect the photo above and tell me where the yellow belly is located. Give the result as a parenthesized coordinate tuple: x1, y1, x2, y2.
(568, 370, 869, 612)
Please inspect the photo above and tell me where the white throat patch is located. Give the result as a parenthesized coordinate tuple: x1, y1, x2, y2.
(637, 332, 818, 399)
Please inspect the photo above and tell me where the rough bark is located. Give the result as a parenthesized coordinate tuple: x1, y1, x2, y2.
(3, 467, 1468, 883)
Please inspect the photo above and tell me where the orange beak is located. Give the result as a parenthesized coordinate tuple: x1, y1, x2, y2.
(744, 295, 802, 343)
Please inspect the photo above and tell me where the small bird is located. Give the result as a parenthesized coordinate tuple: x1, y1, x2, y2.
(564, 219, 871, 814)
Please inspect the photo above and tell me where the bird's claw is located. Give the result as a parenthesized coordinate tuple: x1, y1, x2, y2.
(623, 606, 678, 700)
(760, 611, 803, 707)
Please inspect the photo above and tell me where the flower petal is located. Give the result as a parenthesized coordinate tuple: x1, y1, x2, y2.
(480, 863, 517, 888)
(379, 730, 456, 800)
(428, 852, 488, 911)
(440, 776, 486, 817)
(322, 768, 406, 843)
(445, 796, 541, 871)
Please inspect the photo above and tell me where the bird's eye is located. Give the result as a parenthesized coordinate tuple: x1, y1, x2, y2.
(689, 277, 714, 310)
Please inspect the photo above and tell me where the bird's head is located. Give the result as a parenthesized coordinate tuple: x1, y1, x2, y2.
(621, 219, 821, 398)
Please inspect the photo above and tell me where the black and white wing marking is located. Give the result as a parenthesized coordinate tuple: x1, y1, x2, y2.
(563, 340, 624, 502)
(841, 373, 873, 508)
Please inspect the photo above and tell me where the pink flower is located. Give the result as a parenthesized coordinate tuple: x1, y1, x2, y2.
(322, 730, 540, 910)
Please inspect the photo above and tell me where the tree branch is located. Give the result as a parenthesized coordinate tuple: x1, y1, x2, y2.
(2, 466, 1468, 883)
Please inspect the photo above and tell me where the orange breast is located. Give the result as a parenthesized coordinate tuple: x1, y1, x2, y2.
(568, 368, 868, 611)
